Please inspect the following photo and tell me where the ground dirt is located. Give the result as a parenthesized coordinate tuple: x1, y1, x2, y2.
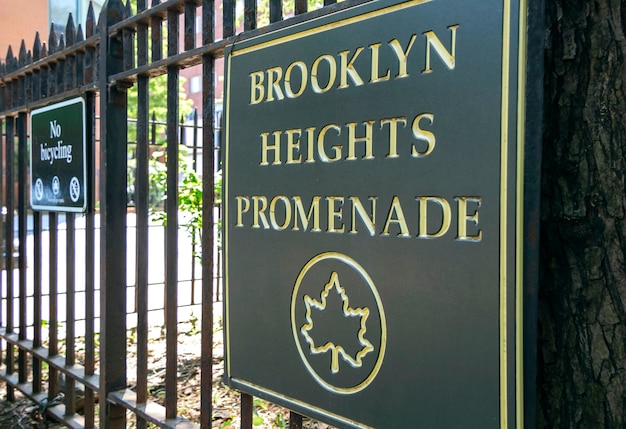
(1, 321, 334, 429)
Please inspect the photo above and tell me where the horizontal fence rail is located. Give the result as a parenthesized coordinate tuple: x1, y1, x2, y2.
(0, 0, 369, 427)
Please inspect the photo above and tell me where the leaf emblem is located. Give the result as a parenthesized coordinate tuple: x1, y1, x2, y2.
(300, 271, 374, 374)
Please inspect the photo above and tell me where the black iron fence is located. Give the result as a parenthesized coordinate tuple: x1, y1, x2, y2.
(0, 0, 360, 427)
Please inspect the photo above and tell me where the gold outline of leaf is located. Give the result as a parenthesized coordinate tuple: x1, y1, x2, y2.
(300, 271, 374, 374)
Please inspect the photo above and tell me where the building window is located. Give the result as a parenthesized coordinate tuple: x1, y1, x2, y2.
(190, 76, 202, 94)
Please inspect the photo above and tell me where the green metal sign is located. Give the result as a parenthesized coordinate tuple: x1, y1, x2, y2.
(223, 0, 535, 427)
(30, 97, 88, 212)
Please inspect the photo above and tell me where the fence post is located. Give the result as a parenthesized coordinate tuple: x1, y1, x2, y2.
(98, 1, 128, 428)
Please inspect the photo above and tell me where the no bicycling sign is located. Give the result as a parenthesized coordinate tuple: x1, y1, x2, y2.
(30, 97, 89, 213)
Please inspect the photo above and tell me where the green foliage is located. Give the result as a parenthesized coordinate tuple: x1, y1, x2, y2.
(127, 74, 194, 144)
(252, 398, 267, 426)
(149, 145, 223, 258)
(274, 412, 287, 428)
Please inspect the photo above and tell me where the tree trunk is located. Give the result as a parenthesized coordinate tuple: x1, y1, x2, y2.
(538, 0, 626, 427)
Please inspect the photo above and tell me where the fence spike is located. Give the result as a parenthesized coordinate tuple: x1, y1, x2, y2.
(48, 24, 58, 54)
(19, 40, 27, 66)
(138, 0, 147, 12)
(77, 24, 85, 43)
(58, 34, 65, 51)
(5, 45, 14, 65)
(66, 13, 76, 46)
(108, 0, 126, 22)
(33, 32, 41, 61)
(26, 50, 32, 65)
(41, 42, 48, 58)
(124, 0, 133, 18)
(86, 1, 96, 37)
(152, 0, 161, 7)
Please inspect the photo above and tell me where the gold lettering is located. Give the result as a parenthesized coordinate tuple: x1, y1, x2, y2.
(382, 196, 410, 237)
(311, 55, 337, 93)
(317, 124, 342, 162)
(456, 196, 482, 241)
(260, 131, 282, 166)
(304, 127, 316, 163)
(326, 196, 345, 233)
(411, 113, 436, 157)
(389, 35, 417, 78)
(284, 61, 308, 98)
(250, 71, 265, 104)
(380, 116, 407, 158)
(350, 196, 377, 236)
(338, 47, 365, 89)
(346, 120, 375, 160)
(252, 196, 270, 229)
(286, 129, 302, 164)
(423, 25, 459, 73)
(270, 196, 292, 230)
(236, 196, 250, 227)
(266, 66, 285, 102)
(369, 43, 391, 83)
(418, 196, 451, 238)
(293, 196, 321, 232)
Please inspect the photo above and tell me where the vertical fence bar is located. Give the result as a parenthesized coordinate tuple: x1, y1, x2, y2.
(201, 0, 215, 426)
(83, 91, 97, 428)
(289, 412, 303, 429)
(56, 37, 65, 96)
(32, 34, 41, 103)
(294, 0, 307, 16)
(48, 212, 59, 399)
(16, 112, 27, 386)
(64, 15, 76, 92)
(151, 0, 163, 63)
(4, 115, 15, 402)
(123, 1, 135, 72)
(17, 43, 26, 106)
(223, 0, 236, 38)
(241, 393, 253, 429)
(99, 1, 128, 428)
(32, 211, 42, 393)
(0, 117, 3, 354)
(184, 0, 197, 51)
(76, 25, 85, 88)
(135, 1, 149, 428)
(269, 0, 282, 24)
(244, 0, 256, 31)
(65, 213, 77, 415)
(190, 109, 198, 305)
(85, 3, 96, 85)
(165, 6, 180, 421)
(31, 29, 43, 397)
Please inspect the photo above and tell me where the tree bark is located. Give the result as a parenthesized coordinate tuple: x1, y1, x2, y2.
(538, 0, 626, 427)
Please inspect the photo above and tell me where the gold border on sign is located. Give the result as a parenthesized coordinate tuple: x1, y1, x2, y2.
(516, 0, 528, 427)
(500, 0, 511, 425)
